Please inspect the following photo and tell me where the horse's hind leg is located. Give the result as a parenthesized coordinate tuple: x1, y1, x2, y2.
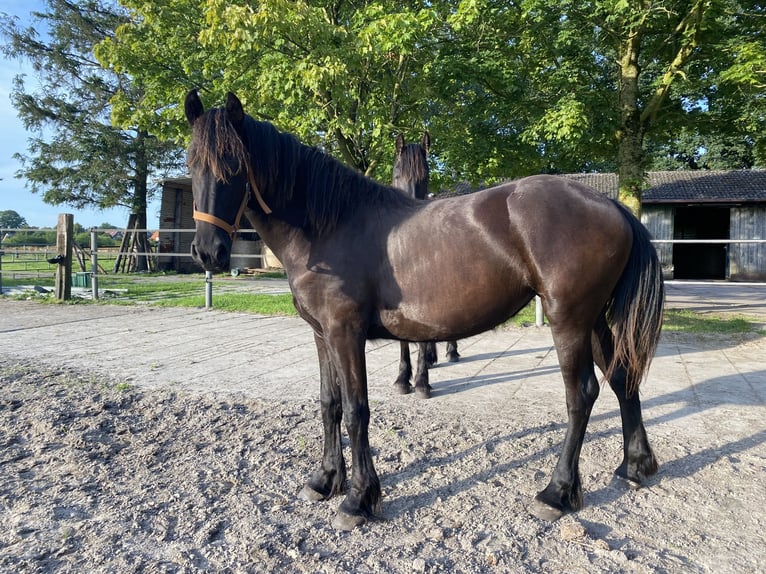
(532, 327, 600, 521)
(394, 341, 414, 394)
(413, 343, 432, 399)
(424, 341, 437, 367)
(299, 334, 347, 502)
(591, 317, 658, 485)
(445, 340, 460, 363)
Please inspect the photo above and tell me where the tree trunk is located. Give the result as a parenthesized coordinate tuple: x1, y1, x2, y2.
(616, 30, 645, 216)
(132, 130, 150, 272)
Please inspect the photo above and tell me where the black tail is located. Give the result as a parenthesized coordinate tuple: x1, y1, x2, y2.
(605, 203, 665, 395)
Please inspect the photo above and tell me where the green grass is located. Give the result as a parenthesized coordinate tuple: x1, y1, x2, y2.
(508, 301, 537, 326)
(98, 279, 202, 299)
(662, 309, 761, 335)
(154, 292, 297, 315)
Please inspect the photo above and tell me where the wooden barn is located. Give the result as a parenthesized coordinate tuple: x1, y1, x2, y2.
(641, 171, 766, 281)
(564, 170, 766, 281)
(157, 177, 195, 272)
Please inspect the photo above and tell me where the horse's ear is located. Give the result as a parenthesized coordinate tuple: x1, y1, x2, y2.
(395, 133, 405, 156)
(226, 92, 245, 127)
(185, 90, 204, 126)
(421, 131, 430, 155)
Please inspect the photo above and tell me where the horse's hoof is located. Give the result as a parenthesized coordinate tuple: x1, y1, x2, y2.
(447, 353, 460, 363)
(298, 484, 327, 502)
(394, 383, 413, 395)
(332, 510, 367, 531)
(612, 472, 642, 491)
(529, 499, 564, 522)
(415, 386, 432, 399)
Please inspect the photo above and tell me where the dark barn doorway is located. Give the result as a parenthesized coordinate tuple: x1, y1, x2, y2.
(673, 206, 730, 279)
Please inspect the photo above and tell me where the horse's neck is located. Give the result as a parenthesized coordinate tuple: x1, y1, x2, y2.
(244, 210, 301, 268)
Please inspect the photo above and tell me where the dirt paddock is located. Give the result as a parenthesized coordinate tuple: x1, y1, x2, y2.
(1, 298, 765, 573)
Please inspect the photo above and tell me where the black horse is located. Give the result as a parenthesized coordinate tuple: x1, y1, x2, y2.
(392, 132, 459, 398)
(185, 91, 664, 531)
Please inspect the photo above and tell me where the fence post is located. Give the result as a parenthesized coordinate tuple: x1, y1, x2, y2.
(90, 228, 99, 300)
(535, 295, 545, 327)
(0, 228, 4, 294)
(205, 270, 213, 309)
(54, 213, 74, 301)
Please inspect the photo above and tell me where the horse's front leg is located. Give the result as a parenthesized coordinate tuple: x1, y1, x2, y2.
(299, 333, 346, 502)
(327, 326, 381, 530)
(531, 330, 599, 521)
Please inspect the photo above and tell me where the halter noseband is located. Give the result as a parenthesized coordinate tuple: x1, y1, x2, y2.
(192, 162, 272, 239)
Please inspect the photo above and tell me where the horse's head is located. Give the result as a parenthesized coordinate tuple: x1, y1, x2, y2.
(184, 90, 252, 272)
(392, 132, 430, 199)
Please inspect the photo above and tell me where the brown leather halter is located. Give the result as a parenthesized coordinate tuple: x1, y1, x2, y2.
(193, 163, 272, 239)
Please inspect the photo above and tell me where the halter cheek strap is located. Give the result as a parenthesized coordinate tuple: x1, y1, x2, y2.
(192, 164, 272, 239)
(246, 165, 272, 216)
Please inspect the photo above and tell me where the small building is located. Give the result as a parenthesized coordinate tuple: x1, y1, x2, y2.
(563, 171, 766, 281)
(157, 177, 197, 272)
(641, 171, 766, 281)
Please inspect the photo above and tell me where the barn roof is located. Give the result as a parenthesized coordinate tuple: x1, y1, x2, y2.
(641, 170, 766, 204)
(562, 170, 766, 204)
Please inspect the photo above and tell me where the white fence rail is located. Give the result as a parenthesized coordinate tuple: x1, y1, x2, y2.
(2, 225, 765, 321)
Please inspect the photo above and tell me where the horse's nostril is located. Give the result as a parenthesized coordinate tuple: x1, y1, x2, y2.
(190, 242, 202, 262)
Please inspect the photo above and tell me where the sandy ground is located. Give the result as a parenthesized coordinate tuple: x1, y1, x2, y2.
(1, 296, 765, 573)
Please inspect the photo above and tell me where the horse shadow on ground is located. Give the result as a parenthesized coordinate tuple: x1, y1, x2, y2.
(429, 365, 562, 397)
(380, 369, 766, 519)
(428, 346, 553, 367)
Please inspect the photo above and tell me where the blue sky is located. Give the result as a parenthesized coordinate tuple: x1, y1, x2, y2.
(0, 1, 161, 229)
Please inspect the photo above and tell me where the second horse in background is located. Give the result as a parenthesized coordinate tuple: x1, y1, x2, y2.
(392, 132, 460, 399)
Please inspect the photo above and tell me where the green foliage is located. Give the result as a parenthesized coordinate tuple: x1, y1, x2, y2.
(0, 210, 28, 228)
(1, 229, 56, 246)
(0, 0, 184, 222)
(74, 232, 119, 248)
(89, 1, 766, 193)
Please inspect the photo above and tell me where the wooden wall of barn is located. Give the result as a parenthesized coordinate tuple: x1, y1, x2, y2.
(641, 206, 674, 278)
(158, 181, 200, 273)
(729, 205, 766, 281)
(643, 203, 766, 281)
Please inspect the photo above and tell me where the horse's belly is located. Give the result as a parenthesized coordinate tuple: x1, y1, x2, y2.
(374, 292, 531, 342)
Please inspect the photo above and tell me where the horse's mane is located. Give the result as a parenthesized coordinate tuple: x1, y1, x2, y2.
(189, 106, 415, 237)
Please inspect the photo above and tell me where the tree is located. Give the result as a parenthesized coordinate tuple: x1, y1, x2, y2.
(0, 210, 28, 228)
(96, 1, 766, 209)
(97, 0, 446, 181)
(0, 0, 185, 270)
(443, 0, 766, 211)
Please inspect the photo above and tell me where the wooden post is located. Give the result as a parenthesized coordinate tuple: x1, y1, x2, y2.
(90, 228, 99, 300)
(54, 213, 74, 301)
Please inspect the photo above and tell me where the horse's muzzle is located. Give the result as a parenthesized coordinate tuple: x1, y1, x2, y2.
(190, 238, 231, 273)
